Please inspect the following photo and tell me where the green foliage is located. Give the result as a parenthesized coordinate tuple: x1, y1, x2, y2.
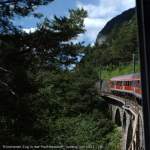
(21, 9, 87, 69)
(31, 45, 122, 148)
(101, 63, 140, 79)
(0, 0, 54, 33)
(52, 115, 112, 145)
(0, 5, 88, 145)
(101, 127, 122, 150)
(48, 115, 121, 150)
(85, 11, 139, 81)
(95, 9, 137, 66)
(0, 0, 124, 148)
(32, 51, 120, 147)
(108, 15, 138, 64)
(35, 69, 98, 116)
(97, 8, 135, 38)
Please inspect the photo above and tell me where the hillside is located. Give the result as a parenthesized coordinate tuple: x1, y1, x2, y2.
(96, 8, 135, 45)
(86, 8, 139, 79)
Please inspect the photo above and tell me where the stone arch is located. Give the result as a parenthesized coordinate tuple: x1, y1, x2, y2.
(133, 141, 136, 150)
(126, 119, 133, 150)
(136, 114, 144, 150)
(109, 105, 113, 119)
(115, 108, 121, 126)
(123, 112, 127, 129)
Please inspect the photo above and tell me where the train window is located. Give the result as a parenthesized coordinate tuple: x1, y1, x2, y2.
(119, 81, 121, 86)
(123, 81, 126, 86)
(136, 80, 139, 87)
(120, 81, 122, 86)
(131, 81, 134, 86)
(133, 80, 140, 87)
(134, 81, 136, 87)
(117, 81, 118, 85)
(133, 81, 136, 87)
(111, 81, 113, 86)
(111, 81, 114, 86)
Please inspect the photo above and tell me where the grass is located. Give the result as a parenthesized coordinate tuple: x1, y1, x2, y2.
(97, 63, 140, 80)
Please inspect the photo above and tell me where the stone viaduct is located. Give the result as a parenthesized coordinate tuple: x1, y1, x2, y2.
(96, 81, 145, 150)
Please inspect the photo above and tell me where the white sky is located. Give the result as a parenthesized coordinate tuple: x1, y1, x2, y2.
(21, 0, 136, 45)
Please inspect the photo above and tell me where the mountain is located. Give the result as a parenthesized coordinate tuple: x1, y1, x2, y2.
(96, 8, 135, 45)
(86, 7, 138, 68)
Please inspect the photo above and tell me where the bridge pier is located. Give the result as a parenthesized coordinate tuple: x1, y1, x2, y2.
(109, 104, 144, 150)
(99, 80, 145, 150)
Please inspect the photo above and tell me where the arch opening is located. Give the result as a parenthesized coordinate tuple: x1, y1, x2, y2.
(126, 120, 133, 150)
(136, 115, 144, 150)
(133, 141, 136, 150)
(123, 112, 126, 129)
(115, 109, 121, 127)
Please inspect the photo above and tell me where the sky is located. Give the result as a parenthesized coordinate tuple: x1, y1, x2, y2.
(13, 0, 136, 45)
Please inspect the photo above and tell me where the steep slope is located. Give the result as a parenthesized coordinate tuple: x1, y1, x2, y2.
(92, 7, 138, 67)
(96, 8, 135, 45)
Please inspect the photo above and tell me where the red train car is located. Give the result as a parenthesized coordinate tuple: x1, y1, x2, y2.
(110, 73, 142, 99)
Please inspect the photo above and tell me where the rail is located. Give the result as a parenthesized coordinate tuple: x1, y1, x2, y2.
(97, 80, 142, 150)
(101, 92, 139, 114)
(96, 80, 140, 113)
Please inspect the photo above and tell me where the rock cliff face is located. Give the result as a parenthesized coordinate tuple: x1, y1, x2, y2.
(96, 8, 135, 45)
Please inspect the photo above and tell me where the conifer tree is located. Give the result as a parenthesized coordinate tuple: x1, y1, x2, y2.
(0, 2, 87, 144)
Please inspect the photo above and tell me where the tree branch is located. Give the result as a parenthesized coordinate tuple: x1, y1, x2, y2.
(0, 80, 16, 96)
(0, 0, 16, 5)
(0, 67, 11, 73)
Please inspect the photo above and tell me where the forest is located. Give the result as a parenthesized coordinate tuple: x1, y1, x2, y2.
(0, 1, 137, 150)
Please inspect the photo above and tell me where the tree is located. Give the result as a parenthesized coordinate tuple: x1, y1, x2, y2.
(0, 0, 54, 33)
(21, 8, 87, 69)
(0, 5, 87, 145)
(0, 0, 122, 147)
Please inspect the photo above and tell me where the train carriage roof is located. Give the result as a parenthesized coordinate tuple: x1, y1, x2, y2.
(110, 73, 140, 81)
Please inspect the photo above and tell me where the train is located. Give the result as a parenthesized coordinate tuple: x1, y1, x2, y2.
(109, 73, 142, 102)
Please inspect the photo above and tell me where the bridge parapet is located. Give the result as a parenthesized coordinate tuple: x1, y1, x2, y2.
(96, 80, 144, 150)
(97, 79, 141, 111)
(109, 104, 144, 150)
